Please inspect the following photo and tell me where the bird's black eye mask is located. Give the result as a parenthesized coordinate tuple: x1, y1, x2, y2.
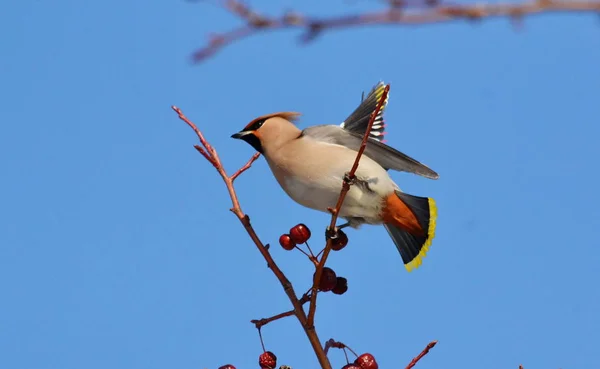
(240, 133, 263, 154)
(244, 118, 266, 131)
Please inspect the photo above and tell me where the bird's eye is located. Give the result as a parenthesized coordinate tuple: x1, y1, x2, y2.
(247, 118, 266, 131)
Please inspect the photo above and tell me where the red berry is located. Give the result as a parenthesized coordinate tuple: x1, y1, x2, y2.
(279, 234, 296, 251)
(332, 277, 348, 295)
(218, 365, 236, 369)
(314, 267, 337, 292)
(259, 351, 277, 369)
(354, 353, 378, 369)
(342, 365, 361, 369)
(331, 230, 348, 251)
(289, 223, 311, 244)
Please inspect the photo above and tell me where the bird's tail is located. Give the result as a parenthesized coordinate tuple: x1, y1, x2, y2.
(381, 191, 437, 272)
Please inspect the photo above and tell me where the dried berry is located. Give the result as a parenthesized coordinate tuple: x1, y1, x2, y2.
(332, 277, 348, 295)
(218, 365, 236, 369)
(314, 267, 337, 292)
(289, 223, 311, 244)
(279, 234, 296, 251)
(259, 351, 277, 369)
(354, 353, 378, 369)
(331, 230, 348, 251)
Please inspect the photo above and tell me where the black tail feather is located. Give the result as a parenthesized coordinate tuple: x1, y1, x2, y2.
(384, 192, 437, 272)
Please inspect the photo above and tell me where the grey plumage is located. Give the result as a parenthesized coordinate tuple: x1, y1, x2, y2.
(301, 125, 439, 179)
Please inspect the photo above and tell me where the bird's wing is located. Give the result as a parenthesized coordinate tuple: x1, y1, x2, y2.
(301, 125, 439, 180)
(339, 81, 388, 142)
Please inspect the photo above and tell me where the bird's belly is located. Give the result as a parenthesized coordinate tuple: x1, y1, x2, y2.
(281, 176, 340, 211)
(281, 174, 387, 225)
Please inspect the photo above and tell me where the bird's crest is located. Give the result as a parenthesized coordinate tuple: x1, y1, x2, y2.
(243, 112, 302, 131)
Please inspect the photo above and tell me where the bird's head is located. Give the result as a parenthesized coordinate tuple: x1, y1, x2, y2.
(231, 112, 302, 154)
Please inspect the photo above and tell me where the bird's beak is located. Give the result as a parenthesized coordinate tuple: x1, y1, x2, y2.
(230, 130, 263, 153)
(231, 131, 252, 139)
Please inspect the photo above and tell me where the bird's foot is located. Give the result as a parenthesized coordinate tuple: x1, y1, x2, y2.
(343, 172, 356, 185)
(325, 222, 350, 240)
(325, 227, 337, 240)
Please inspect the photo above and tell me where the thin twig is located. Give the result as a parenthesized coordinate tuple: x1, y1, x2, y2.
(251, 310, 295, 329)
(344, 345, 358, 358)
(172, 106, 333, 369)
(305, 241, 316, 258)
(193, 145, 216, 165)
(191, 0, 600, 62)
(258, 328, 266, 352)
(324, 339, 359, 358)
(296, 246, 319, 265)
(299, 293, 311, 304)
(342, 348, 350, 364)
(404, 340, 438, 369)
(231, 152, 260, 181)
(306, 85, 390, 328)
(250, 293, 312, 329)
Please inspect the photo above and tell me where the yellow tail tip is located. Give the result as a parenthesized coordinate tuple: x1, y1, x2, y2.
(404, 197, 437, 272)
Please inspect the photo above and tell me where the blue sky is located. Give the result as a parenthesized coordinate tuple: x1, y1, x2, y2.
(1, 1, 599, 369)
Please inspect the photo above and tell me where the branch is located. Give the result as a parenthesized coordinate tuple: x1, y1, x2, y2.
(251, 294, 311, 329)
(306, 85, 391, 328)
(172, 106, 333, 369)
(191, 0, 600, 62)
(404, 341, 437, 369)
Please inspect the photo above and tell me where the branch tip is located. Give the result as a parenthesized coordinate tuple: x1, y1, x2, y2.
(405, 340, 438, 369)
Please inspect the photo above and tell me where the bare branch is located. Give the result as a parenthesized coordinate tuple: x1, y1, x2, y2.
(306, 85, 391, 328)
(191, 0, 600, 62)
(231, 152, 260, 181)
(251, 310, 295, 329)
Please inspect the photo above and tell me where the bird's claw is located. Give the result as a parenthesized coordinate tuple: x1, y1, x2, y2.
(325, 226, 339, 240)
(325, 221, 351, 240)
(343, 172, 356, 185)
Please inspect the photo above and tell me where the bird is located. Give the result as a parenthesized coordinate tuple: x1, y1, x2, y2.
(231, 82, 439, 272)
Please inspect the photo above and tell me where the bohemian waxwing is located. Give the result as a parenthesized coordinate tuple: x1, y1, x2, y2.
(231, 82, 439, 272)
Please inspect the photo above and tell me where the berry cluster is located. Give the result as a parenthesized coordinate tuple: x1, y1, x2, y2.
(218, 352, 377, 369)
(279, 224, 348, 252)
(314, 267, 348, 295)
(215, 224, 369, 369)
(279, 223, 349, 296)
(219, 351, 379, 369)
(278, 223, 311, 250)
